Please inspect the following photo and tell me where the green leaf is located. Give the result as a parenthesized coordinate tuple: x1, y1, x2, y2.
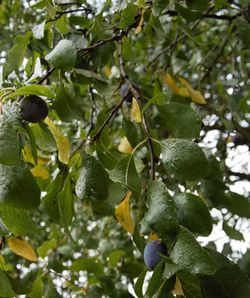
(200, 249, 250, 298)
(108, 250, 126, 267)
(58, 175, 74, 226)
(10, 270, 38, 295)
(53, 84, 85, 122)
(160, 139, 211, 181)
(224, 191, 250, 218)
(186, 0, 209, 11)
(37, 239, 57, 258)
(222, 221, 244, 241)
(140, 181, 179, 240)
(0, 218, 9, 235)
(236, 18, 250, 48)
(7, 85, 55, 99)
(30, 122, 56, 152)
(0, 205, 36, 235)
(74, 68, 107, 82)
(122, 117, 139, 148)
(142, 93, 168, 114)
(175, 3, 202, 21)
(170, 227, 217, 275)
(178, 271, 203, 298)
(134, 269, 147, 298)
(44, 278, 62, 298)
(119, 4, 139, 29)
(0, 104, 21, 165)
(201, 179, 227, 207)
(75, 154, 110, 201)
(0, 269, 16, 297)
(133, 223, 146, 256)
(0, 163, 40, 209)
(109, 155, 141, 197)
(45, 39, 76, 71)
(146, 260, 165, 297)
(29, 275, 44, 298)
(70, 258, 104, 275)
(158, 103, 201, 140)
(43, 172, 64, 223)
(174, 193, 212, 236)
(163, 257, 179, 279)
(3, 31, 31, 78)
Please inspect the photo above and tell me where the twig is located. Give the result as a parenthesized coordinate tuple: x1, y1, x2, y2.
(200, 35, 229, 83)
(118, 39, 157, 180)
(164, 10, 243, 21)
(86, 86, 97, 137)
(47, 8, 91, 23)
(37, 68, 55, 85)
(147, 10, 207, 67)
(92, 96, 127, 141)
(227, 170, 250, 181)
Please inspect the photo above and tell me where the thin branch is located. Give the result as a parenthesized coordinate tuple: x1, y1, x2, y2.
(147, 10, 207, 67)
(164, 9, 242, 21)
(118, 39, 157, 180)
(37, 68, 55, 85)
(200, 35, 229, 83)
(92, 97, 127, 141)
(86, 86, 97, 137)
(47, 8, 91, 23)
(227, 170, 250, 181)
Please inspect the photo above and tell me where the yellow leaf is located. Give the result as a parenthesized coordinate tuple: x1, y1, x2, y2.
(115, 192, 135, 233)
(135, 11, 144, 34)
(118, 137, 133, 154)
(131, 97, 141, 123)
(164, 73, 180, 94)
(103, 65, 112, 78)
(8, 237, 38, 262)
(178, 77, 206, 105)
(0, 255, 5, 264)
(31, 165, 50, 179)
(149, 232, 158, 241)
(171, 276, 184, 296)
(45, 117, 70, 164)
(23, 145, 49, 179)
(22, 145, 35, 165)
(178, 87, 189, 97)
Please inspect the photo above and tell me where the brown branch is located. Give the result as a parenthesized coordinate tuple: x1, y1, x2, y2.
(200, 35, 229, 83)
(92, 96, 127, 141)
(37, 68, 55, 85)
(118, 39, 157, 180)
(164, 9, 242, 21)
(227, 170, 250, 181)
(47, 8, 91, 23)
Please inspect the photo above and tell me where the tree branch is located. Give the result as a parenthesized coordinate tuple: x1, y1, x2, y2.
(118, 39, 157, 180)
(37, 68, 55, 85)
(92, 97, 127, 141)
(164, 9, 242, 21)
(227, 170, 250, 181)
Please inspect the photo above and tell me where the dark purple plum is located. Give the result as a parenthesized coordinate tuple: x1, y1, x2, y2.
(119, 83, 140, 102)
(20, 95, 48, 123)
(232, 133, 245, 146)
(143, 240, 167, 270)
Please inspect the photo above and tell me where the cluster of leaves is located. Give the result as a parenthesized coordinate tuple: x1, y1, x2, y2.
(0, 0, 250, 297)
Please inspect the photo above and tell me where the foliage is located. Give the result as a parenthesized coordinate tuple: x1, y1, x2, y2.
(0, 0, 250, 297)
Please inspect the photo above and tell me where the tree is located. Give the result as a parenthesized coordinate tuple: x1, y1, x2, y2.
(0, 0, 250, 297)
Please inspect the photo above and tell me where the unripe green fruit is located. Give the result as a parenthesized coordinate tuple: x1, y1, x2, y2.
(20, 95, 48, 123)
(143, 240, 167, 270)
